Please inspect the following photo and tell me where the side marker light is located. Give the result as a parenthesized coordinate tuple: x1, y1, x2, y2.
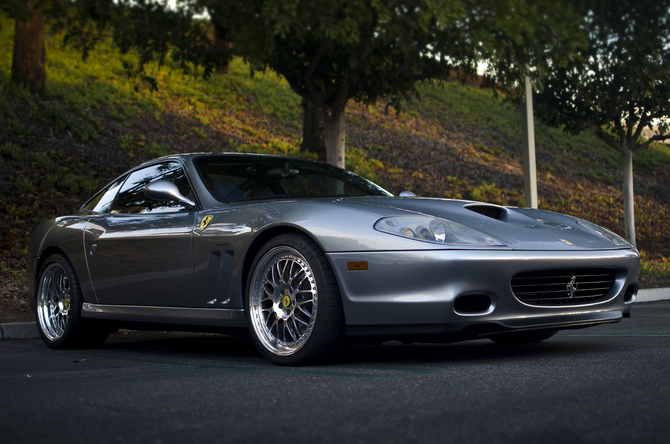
(347, 262, 368, 271)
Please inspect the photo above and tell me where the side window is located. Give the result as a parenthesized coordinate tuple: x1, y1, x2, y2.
(109, 162, 193, 214)
(83, 175, 127, 213)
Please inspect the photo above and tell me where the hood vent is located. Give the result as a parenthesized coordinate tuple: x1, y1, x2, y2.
(465, 204, 504, 220)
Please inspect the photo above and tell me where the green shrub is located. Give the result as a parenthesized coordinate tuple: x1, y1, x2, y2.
(0, 143, 24, 161)
(144, 143, 172, 158)
(42, 101, 100, 142)
(15, 176, 37, 193)
(59, 174, 99, 195)
(346, 147, 384, 184)
(639, 259, 670, 279)
(192, 127, 208, 139)
(468, 181, 501, 203)
(30, 152, 56, 171)
(636, 142, 670, 168)
(0, 99, 28, 135)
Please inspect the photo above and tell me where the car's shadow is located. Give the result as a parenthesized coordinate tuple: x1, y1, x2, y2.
(342, 338, 626, 366)
(98, 330, 629, 368)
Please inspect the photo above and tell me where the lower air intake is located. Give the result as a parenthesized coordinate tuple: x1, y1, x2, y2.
(511, 268, 616, 306)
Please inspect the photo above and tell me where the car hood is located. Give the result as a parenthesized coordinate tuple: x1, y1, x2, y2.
(339, 197, 630, 251)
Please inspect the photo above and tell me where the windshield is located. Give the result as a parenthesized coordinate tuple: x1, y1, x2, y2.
(194, 155, 392, 203)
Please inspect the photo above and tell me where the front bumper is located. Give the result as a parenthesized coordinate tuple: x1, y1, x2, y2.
(327, 248, 639, 338)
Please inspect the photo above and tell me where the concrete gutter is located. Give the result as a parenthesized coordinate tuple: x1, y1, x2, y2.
(1, 288, 669, 340)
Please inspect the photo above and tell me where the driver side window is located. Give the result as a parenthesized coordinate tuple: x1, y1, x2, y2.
(110, 162, 192, 214)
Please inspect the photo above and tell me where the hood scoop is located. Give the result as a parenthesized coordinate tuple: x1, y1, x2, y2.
(464, 204, 505, 220)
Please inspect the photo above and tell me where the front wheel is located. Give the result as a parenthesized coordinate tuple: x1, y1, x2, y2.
(35, 254, 109, 349)
(246, 234, 345, 366)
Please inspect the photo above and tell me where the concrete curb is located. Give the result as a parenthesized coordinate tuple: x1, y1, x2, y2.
(0, 322, 39, 340)
(636, 287, 670, 303)
(1, 288, 668, 340)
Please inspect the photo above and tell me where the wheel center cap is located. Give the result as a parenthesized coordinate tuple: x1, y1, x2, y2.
(274, 287, 294, 319)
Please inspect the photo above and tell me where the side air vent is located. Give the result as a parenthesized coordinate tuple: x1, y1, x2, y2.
(465, 205, 504, 220)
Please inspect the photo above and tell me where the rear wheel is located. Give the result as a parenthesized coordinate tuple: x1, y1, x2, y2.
(246, 234, 345, 365)
(490, 330, 557, 345)
(36, 254, 109, 349)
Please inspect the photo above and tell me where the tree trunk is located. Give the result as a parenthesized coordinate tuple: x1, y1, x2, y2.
(210, 12, 230, 75)
(323, 106, 346, 168)
(622, 149, 636, 247)
(300, 100, 327, 162)
(12, 0, 45, 97)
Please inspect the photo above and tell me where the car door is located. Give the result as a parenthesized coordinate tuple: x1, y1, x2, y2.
(84, 162, 198, 307)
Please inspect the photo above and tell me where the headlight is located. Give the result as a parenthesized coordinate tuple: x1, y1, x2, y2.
(575, 219, 631, 247)
(374, 216, 506, 246)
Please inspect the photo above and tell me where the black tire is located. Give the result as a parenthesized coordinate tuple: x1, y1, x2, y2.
(490, 330, 557, 345)
(245, 233, 345, 366)
(35, 254, 109, 349)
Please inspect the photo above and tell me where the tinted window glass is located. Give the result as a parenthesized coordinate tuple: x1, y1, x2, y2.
(194, 156, 391, 203)
(110, 162, 192, 214)
(83, 176, 126, 213)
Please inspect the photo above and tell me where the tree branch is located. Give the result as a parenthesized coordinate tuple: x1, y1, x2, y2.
(634, 139, 652, 153)
(632, 112, 649, 142)
(614, 119, 626, 145)
(595, 127, 625, 155)
(388, 55, 415, 79)
(625, 107, 636, 139)
(407, 58, 452, 84)
(634, 133, 670, 154)
(330, 82, 350, 118)
(274, 65, 310, 100)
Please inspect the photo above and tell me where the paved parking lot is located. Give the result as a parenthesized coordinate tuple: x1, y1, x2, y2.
(2, 302, 669, 444)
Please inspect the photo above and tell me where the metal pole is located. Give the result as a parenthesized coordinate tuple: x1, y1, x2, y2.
(520, 75, 538, 209)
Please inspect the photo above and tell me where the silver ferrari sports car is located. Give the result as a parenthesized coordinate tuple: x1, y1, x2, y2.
(28, 153, 640, 365)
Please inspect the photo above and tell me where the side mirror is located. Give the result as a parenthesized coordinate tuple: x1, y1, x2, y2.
(144, 180, 196, 210)
(399, 191, 417, 197)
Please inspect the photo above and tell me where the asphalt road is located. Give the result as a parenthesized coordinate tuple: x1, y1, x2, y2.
(2, 302, 669, 444)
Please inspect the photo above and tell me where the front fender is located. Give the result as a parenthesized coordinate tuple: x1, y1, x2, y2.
(27, 219, 57, 309)
(28, 217, 93, 310)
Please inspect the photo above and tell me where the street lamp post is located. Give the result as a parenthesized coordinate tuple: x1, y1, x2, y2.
(520, 74, 538, 209)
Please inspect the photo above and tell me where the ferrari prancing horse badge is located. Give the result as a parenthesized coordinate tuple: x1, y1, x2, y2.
(200, 216, 213, 231)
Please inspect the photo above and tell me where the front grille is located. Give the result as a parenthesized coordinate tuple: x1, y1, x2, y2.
(465, 205, 503, 220)
(511, 268, 616, 306)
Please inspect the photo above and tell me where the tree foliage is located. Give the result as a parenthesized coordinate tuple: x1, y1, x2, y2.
(24, 1, 584, 166)
(1, 0, 31, 25)
(534, 0, 670, 245)
(52, 0, 232, 90)
(535, 0, 670, 149)
(474, 0, 584, 95)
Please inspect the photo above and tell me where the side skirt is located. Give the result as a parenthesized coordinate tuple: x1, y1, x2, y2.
(82, 303, 247, 328)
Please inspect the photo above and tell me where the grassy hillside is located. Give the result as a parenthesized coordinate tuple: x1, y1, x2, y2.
(1, 22, 669, 320)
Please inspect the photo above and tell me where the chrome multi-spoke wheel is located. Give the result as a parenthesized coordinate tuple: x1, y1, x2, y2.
(37, 262, 71, 341)
(35, 254, 109, 349)
(249, 246, 318, 356)
(246, 234, 345, 365)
